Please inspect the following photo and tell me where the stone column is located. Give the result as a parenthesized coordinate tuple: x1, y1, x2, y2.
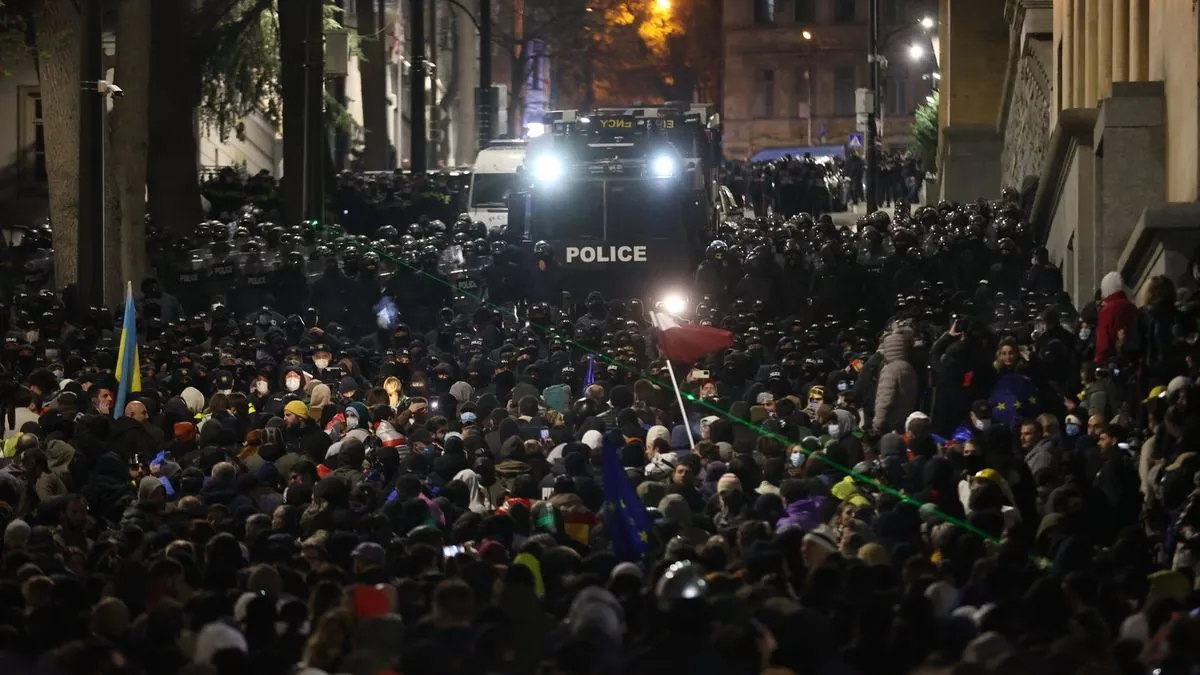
(1083, 0, 1098, 106)
(1062, 0, 1075, 109)
(1111, 0, 1129, 82)
(1093, 81, 1165, 277)
(1097, 0, 1112, 98)
(1073, 0, 1086, 106)
(1129, 0, 1148, 81)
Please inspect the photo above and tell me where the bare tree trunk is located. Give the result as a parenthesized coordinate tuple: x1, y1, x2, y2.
(147, 0, 201, 240)
(111, 0, 150, 291)
(32, 0, 80, 289)
(356, 0, 389, 170)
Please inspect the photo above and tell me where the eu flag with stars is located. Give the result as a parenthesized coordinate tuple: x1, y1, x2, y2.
(600, 441, 653, 561)
(989, 374, 1041, 428)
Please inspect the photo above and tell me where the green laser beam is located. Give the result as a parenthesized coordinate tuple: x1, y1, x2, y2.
(307, 220, 1019, 552)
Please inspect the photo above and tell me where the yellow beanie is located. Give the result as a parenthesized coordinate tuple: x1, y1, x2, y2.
(284, 400, 310, 420)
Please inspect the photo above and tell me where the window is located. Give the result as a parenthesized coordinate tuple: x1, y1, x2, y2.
(754, 0, 775, 24)
(795, 67, 813, 118)
(469, 173, 517, 207)
(833, 66, 856, 115)
(885, 71, 909, 115)
(834, 0, 857, 23)
(794, 0, 815, 22)
(753, 69, 775, 118)
(17, 87, 47, 186)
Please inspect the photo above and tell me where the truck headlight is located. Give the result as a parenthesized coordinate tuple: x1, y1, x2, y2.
(650, 154, 677, 178)
(659, 291, 688, 316)
(533, 154, 565, 183)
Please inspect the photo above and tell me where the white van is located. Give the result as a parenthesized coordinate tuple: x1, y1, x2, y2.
(468, 140, 527, 232)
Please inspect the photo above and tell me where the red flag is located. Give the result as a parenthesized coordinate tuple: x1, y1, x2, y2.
(651, 311, 734, 363)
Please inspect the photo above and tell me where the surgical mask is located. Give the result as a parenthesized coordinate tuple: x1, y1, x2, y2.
(346, 416, 359, 430)
(974, 418, 991, 431)
(313, 358, 330, 370)
(45, 349, 58, 360)
(285, 377, 301, 392)
(836, 381, 850, 392)
(254, 381, 269, 395)
(1065, 423, 1080, 437)
(790, 451, 805, 467)
(25, 331, 38, 343)
(1078, 328, 1091, 341)
(52, 369, 64, 380)
(827, 423, 840, 437)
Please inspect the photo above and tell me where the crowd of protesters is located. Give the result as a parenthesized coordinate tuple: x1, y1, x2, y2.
(723, 149, 925, 218)
(0, 170, 1199, 675)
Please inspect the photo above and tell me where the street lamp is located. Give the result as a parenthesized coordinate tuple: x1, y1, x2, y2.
(801, 29, 814, 147)
(919, 16, 935, 30)
(908, 44, 925, 60)
(655, 0, 671, 11)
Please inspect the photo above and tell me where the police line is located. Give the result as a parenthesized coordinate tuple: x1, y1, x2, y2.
(565, 246, 648, 263)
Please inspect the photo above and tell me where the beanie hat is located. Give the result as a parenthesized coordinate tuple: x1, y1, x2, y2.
(803, 524, 838, 553)
(717, 473, 742, 494)
(345, 401, 369, 422)
(174, 422, 197, 442)
(284, 400, 310, 420)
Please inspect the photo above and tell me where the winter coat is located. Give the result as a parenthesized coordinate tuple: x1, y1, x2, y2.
(873, 330, 919, 434)
(775, 495, 828, 532)
(1094, 273, 1138, 364)
(1024, 437, 1059, 477)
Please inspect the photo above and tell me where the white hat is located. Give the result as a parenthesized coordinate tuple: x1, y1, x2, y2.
(803, 524, 838, 554)
(193, 621, 248, 665)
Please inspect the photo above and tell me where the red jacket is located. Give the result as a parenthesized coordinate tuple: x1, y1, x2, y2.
(1095, 291, 1138, 364)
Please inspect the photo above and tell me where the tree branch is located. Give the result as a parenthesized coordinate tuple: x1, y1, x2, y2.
(441, 0, 479, 31)
(189, 0, 274, 71)
(190, 0, 243, 39)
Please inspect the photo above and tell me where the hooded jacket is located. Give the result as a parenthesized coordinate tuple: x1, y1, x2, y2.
(873, 330, 919, 434)
(453, 468, 494, 514)
(775, 495, 829, 532)
(1095, 271, 1138, 364)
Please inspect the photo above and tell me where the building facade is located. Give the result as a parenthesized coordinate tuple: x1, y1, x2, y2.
(937, 0, 1199, 305)
(721, 0, 937, 160)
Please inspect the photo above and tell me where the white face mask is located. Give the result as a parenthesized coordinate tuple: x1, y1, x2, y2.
(285, 377, 302, 392)
(52, 369, 64, 380)
(974, 418, 991, 431)
(346, 416, 359, 430)
(313, 358, 330, 370)
(827, 423, 840, 437)
(790, 452, 805, 467)
(254, 381, 269, 395)
(1079, 328, 1092, 341)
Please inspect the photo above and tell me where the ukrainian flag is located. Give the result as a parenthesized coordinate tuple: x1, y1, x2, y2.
(114, 281, 141, 419)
